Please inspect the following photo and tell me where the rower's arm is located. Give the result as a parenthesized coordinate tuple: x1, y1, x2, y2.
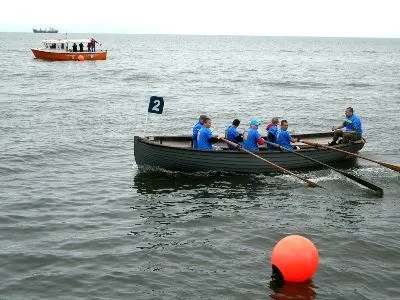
(332, 124, 345, 131)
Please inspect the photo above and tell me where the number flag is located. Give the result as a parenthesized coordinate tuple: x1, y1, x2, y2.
(148, 96, 164, 114)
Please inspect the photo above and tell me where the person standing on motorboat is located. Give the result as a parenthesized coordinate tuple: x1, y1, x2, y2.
(90, 38, 100, 52)
(243, 119, 265, 152)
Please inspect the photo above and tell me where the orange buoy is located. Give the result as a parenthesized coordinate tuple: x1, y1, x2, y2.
(271, 235, 319, 282)
(77, 55, 84, 61)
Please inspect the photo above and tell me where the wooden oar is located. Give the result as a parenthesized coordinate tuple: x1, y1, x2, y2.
(300, 139, 400, 173)
(219, 138, 322, 188)
(266, 141, 383, 195)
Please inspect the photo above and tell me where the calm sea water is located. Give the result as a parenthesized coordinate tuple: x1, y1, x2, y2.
(0, 32, 399, 299)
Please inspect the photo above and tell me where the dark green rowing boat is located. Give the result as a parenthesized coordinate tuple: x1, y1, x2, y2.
(134, 132, 364, 173)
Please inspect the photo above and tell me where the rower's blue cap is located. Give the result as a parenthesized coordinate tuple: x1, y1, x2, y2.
(250, 119, 260, 126)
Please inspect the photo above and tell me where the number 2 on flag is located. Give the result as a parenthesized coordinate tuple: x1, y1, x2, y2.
(148, 96, 164, 114)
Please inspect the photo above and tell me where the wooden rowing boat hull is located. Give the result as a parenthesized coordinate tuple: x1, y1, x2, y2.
(134, 133, 365, 173)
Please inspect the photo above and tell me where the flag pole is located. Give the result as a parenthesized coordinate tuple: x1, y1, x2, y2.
(143, 113, 149, 137)
(144, 95, 164, 137)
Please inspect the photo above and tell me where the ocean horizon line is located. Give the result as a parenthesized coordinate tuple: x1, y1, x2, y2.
(1, 30, 399, 39)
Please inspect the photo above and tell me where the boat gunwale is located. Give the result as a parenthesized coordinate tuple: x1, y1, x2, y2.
(31, 48, 107, 54)
(134, 133, 364, 154)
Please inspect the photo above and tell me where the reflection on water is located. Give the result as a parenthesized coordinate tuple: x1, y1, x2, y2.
(132, 169, 291, 198)
(269, 279, 317, 300)
(131, 170, 292, 227)
(133, 156, 363, 197)
(129, 170, 293, 250)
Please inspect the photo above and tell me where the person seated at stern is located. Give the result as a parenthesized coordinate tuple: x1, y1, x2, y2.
(243, 119, 265, 152)
(276, 120, 299, 150)
(225, 119, 243, 150)
(329, 107, 363, 145)
(197, 117, 221, 150)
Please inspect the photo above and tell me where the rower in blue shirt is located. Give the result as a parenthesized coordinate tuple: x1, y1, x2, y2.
(266, 117, 280, 150)
(329, 107, 363, 145)
(192, 114, 208, 148)
(243, 119, 265, 152)
(225, 119, 243, 150)
(197, 117, 221, 150)
(276, 120, 298, 150)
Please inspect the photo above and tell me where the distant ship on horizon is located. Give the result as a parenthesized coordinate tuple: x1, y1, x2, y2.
(33, 27, 58, 33)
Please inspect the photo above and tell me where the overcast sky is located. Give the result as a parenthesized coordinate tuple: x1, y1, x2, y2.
(1, 0, 399, 37)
